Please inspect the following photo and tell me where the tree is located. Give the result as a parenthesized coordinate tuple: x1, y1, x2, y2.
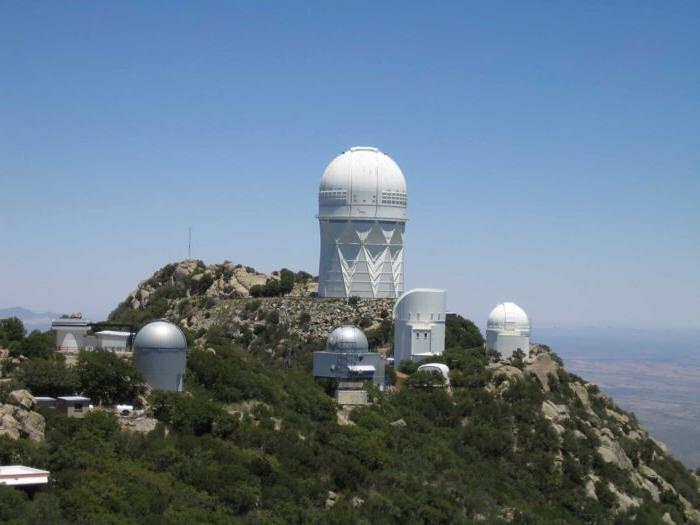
(76, 350, 145, 405)
(445, 314, 484, 349)
(0, 316, 25, 344)
(279, 268, 295, 294)
(19, 358, 78, 397)
(18, 330, 55, 359)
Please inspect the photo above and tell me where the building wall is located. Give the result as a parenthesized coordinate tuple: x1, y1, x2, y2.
(133, 347, 186, 391)
(318, 219, 404, 298)
(393, 289, 447, 364)
(312, 350, 385, 387)
(485, 331, 530, 356)
(96, 334, 129, 352)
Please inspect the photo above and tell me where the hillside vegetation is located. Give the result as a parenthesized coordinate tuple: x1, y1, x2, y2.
(0, 261, 698, 524)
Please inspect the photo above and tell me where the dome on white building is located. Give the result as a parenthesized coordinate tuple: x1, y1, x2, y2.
(326, 325, 369, 353)
(487, 302, 530, 335)
(318, 147, 407, 221)
(134, 320, 187, 350)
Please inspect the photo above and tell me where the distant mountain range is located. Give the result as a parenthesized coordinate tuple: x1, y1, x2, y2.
(0, 307, 59, 332)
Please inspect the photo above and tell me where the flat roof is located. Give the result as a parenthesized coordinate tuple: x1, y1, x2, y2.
(57, 396, 90, 402)
(95, 330, 132, 337)
(0, 465, 50, 486)
(348, 365, 376, 373)
(34, 396, 56, 401)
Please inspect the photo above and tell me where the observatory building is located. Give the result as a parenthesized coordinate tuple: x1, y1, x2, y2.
(133, 320, 187, 392)
(393, 289, 447, 365)
(313, 325, 385, 387)
(485, 302, 530, 356)
(317, 147, 407, 298)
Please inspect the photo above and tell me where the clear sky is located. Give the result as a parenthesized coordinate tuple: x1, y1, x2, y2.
(1, 1, 698, 329)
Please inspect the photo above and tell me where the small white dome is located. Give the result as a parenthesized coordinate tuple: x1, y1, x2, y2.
(134, 320, 187, 350)
(326, 325, 369, 353)
(487, 302, 530, 335)
(318, 147, 407, 221)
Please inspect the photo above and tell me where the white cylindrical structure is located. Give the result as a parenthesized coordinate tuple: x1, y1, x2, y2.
(133, 320, 187, 392)
(392, 288, 447, 365)
(317, 147, 407, 298)
(485, 302, 530, 356)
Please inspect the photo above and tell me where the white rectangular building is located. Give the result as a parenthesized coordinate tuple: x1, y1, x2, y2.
(393, 289, 447, 365)
(0, 466, 49, 487)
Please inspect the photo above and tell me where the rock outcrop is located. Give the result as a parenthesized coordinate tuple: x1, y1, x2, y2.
(0, 389, 45, 441)
(110, 260, 394, 350)
(487, 350, 700, 522)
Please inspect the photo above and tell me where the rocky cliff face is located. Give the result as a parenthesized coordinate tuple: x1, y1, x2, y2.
(490, 348, 700, 523)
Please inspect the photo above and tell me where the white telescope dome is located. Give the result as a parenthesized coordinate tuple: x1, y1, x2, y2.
(318, 146, 407, 221)
(487, 302, 530, 335)
(326, 325, 369, 353)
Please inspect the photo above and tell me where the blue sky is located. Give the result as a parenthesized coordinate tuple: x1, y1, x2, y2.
(1, 1, 698, 329)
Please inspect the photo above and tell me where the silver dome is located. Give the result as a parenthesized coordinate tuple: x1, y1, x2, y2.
(326, 325, 369, 353)
(134, 320, 187, 350)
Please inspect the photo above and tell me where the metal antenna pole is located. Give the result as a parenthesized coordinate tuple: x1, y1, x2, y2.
(188, 227, 191, 260)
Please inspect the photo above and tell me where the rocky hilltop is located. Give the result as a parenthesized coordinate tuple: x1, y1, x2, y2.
(110, 260, 394, 350)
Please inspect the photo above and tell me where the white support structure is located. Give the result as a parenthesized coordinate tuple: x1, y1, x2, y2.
(393, 289, 447, 365)
(51, 317, 92, 351)
(318, 147, 407, 298)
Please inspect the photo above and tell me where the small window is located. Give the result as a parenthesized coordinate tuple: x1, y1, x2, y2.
(424, 333, 428, 339)
(416, 313, 420, 320)
(73, 403, 83, 412)
(416, 333, 420, 339)
(430, 314, 434, 321)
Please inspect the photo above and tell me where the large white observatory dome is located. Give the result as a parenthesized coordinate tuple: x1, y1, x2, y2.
(326, 325, 369, 353)
(318, 147, 407, 221)
(487, 302, 530, 336)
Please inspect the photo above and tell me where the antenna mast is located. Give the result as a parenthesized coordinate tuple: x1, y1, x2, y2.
(188, 227, 191, 260)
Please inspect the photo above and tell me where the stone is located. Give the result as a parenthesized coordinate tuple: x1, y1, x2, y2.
(596, 430, 634, 471)
(605, 408, 629, 425)
(488, 363, 525, 382)
(0, 427, 20, 440)
(607, 482, 641, 512)
(390, 418, 407, 427)
(542, 401, 570, 423)
(525, 353, 560, 391)
(570, 382, 593, 412)
(19, 411, 45, 441)
(662, 512, 676, 525)
(119, 416, 158, 434)
(7, 389, 34, 411)
(325, 490, 337, 508)
(585, 477, 598, 500)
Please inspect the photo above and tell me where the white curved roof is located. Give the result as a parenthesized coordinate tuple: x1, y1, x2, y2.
(487, 302, 530, 335)
(393, 288, 446, 320)
(326, 325, 369, 353)
(134, 320, 187, 350)
(318, 147, 407, 221)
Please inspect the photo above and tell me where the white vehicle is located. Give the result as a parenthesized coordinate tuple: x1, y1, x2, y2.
(115, 404, 134, 416)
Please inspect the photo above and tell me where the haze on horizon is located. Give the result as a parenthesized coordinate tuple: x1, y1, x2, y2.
(1, 2, 698, 330)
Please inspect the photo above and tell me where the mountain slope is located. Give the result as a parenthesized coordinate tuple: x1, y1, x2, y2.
(3, 261, 697, 524)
